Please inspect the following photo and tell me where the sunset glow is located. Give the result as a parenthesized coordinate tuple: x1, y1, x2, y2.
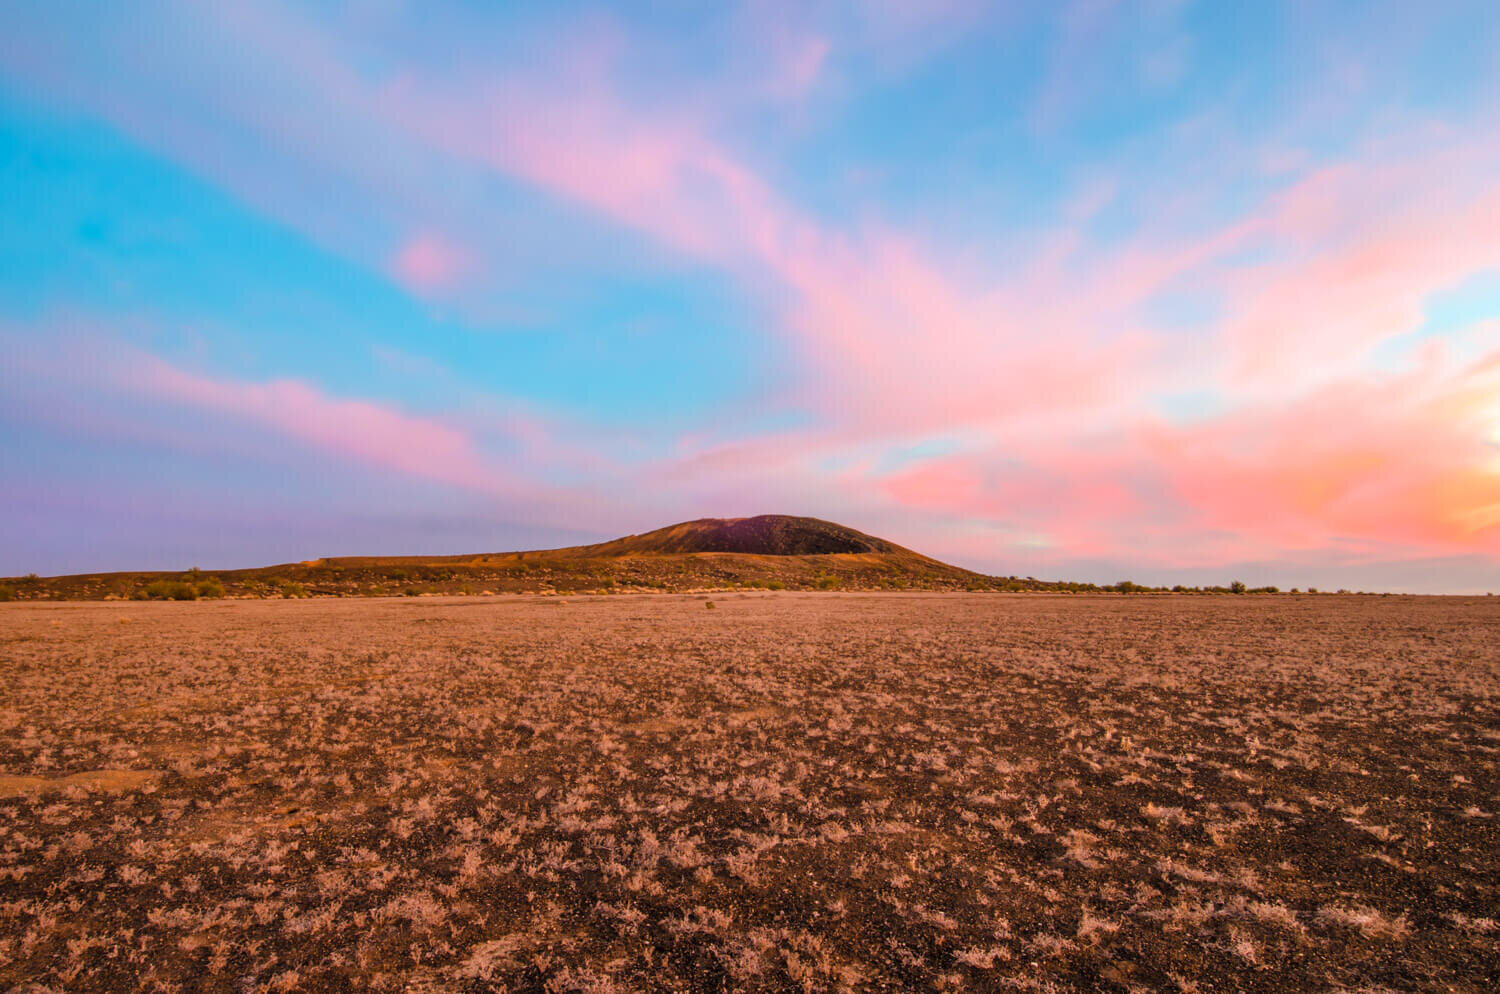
(3, 2, 1498, 590)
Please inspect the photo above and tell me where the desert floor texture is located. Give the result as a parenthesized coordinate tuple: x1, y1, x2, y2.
(1, 593, 1496, 992)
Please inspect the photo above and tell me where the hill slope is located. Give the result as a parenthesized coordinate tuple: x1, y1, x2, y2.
(4, 515, 1041, 600)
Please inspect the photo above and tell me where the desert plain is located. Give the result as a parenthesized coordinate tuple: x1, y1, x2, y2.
(0, 592, 1496, 992)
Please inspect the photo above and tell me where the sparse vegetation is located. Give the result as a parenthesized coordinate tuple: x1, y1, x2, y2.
(0, 593, 1494, 991)
(5, 562, 1347, 601)
(274, 580, 308, 598)
(4, 515, 1344, 601)
(142, 579, 199, 601)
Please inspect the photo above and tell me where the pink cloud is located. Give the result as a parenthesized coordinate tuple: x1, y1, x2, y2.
(139, 358, 506, 493)
(390, 232, 470, 291)
(21, 5, 1498, 575)
(1202, 150, 1500, 388)
(388, 66, 1500, 568)
(1155, 355, 1500, 556)
(878, 349, 1500, 565)
(409, 84, 802, 272)
(10, 328, 688, 539)
(397, 77, 1160, 434)
(783, 37, 829, 94)
(753, 32, 829, 100)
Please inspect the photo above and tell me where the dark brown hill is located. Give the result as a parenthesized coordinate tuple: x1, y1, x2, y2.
(561, 515, 901, 556)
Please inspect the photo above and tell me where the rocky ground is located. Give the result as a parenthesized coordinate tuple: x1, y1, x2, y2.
(0, 593, 1496, 991)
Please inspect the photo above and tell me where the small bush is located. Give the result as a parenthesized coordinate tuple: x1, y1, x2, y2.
(814, 575, 840, 590)
(195, 578, 226, 599)
(0, 585, 15, 602)
(1229, 580, 1247, 594)
(765, 580, 785, 591)
(144, 580, 198, 601)
(705, 601, 716, 610)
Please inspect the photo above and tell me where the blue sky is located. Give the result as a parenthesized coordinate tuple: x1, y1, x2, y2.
(3, 1, 1499, 591)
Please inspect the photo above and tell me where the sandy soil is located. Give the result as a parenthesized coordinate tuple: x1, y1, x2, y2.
(0, 593, 1496, 991)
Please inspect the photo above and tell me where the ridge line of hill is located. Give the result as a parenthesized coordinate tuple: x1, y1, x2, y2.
(1, 514, 1298, 600)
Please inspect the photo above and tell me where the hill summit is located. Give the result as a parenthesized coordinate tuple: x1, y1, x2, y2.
(566, 515, 900, 557)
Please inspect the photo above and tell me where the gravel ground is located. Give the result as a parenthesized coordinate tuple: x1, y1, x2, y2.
(1, 593, 1496, 992)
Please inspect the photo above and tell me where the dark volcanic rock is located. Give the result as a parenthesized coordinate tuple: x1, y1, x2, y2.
(582, 515, 900, 556)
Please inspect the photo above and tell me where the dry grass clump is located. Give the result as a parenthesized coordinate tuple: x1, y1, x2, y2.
(1318, 903, 1411, 940)
(0, 593, 1496, 991)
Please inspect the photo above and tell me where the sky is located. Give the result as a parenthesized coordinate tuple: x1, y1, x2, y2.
(2, 1, 1499, 592)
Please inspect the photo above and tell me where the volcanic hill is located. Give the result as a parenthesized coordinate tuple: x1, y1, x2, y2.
(542, 515, 901, 557)
(4, 515, 1067, 600)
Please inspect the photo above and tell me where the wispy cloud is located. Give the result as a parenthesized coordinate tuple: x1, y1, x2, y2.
(138, 359, 506, 493)
(390, 232, 471, 292)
